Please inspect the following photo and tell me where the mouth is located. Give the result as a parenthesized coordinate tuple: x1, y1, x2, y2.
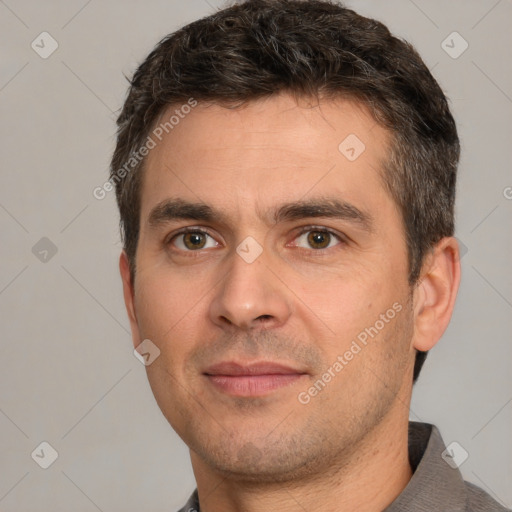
(203, 361, 308, 397)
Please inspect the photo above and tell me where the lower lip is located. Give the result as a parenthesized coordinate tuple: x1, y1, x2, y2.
(206, 374, 305, 397)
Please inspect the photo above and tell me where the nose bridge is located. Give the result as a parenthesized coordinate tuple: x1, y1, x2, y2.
(209, 244, 291, 330)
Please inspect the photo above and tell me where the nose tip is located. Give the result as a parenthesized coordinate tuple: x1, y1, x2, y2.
(209, 254, 292, 331)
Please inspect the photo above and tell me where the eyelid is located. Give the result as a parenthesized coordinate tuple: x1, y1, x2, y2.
(165, 224, 347, 251)
(166, 226, 220, 248)
(288, 225, 348, 246)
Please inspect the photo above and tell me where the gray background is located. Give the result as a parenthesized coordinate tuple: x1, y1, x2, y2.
(1, 0, 511, 510)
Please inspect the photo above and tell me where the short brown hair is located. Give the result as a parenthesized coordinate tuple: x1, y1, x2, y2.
(110, 0, 460, 382)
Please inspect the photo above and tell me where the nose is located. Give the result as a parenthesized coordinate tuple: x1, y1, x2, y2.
(209, 248, 292, 331)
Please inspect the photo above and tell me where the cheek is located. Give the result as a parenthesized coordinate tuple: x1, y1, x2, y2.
(134, 271, 199, 344)
(318, 274, 409, 364)
(308, 273, 387, 330)
(319, 296, 413, 407)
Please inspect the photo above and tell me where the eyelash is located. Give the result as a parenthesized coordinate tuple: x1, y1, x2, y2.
(166, 226, 346, 252)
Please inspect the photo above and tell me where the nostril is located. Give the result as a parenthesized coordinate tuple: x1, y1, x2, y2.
(256, 315, 273, 322)
(220, 316, 233, 326)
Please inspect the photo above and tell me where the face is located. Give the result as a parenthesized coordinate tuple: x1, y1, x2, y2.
(122, 94, 418, 482)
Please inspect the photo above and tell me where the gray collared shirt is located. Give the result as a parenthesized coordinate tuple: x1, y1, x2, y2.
(178, 422, 510, 511)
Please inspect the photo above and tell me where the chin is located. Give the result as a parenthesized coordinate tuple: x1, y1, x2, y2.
(191, 435, 334, 485)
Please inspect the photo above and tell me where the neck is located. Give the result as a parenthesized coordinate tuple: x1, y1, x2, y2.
(191, 409, 413, 512)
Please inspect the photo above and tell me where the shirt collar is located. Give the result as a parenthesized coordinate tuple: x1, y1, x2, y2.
(384, 421, 467, 511)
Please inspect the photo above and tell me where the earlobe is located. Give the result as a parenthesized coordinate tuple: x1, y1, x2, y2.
(411, 237, 461, 352)
(119, 251, 141, 349)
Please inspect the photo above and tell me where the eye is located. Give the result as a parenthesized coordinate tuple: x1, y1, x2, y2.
(293, 229, 342, 250)
(170, 230, 218, 251)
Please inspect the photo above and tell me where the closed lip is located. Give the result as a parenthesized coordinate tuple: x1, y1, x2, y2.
(203, 361, 307, 376)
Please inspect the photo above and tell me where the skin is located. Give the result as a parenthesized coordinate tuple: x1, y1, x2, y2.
(120, 93, 460, 512)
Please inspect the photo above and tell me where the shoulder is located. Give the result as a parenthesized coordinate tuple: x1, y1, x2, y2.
(464, 481, 511, 511)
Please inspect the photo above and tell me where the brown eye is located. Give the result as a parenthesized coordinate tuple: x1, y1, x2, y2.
(183, 232, 206, 249)
(171, 230, 218, 251)
(307, 231, 331, 249)
(293, 229, 341, 250)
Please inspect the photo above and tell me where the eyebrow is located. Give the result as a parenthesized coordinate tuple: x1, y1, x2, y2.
(148, 199, 216, 228)
(147, 197, 373, 233)
(273, 198, 373, 233)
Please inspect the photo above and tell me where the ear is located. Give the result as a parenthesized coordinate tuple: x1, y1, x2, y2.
(411, 237, 461, 352)
(119, 250, 142, 349)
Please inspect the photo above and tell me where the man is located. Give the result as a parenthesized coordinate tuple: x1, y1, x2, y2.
(111, 1, 509, 510)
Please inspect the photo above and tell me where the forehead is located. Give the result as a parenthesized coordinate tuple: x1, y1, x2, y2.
(140, 94, 393, 223)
